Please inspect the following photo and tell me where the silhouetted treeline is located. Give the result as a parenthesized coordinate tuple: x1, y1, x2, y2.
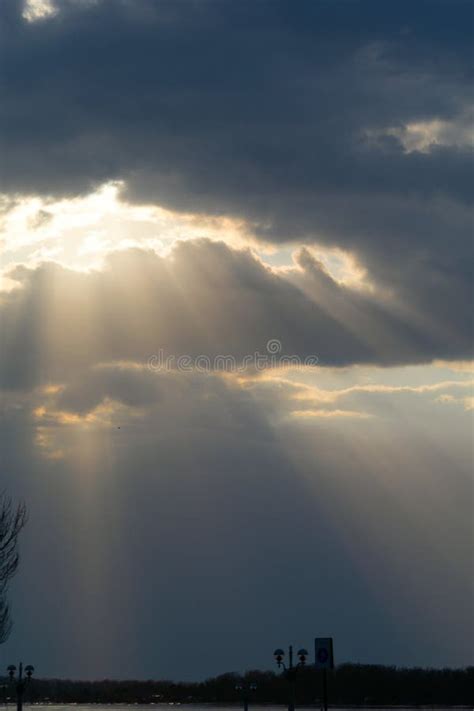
(2, 664, 473, 706)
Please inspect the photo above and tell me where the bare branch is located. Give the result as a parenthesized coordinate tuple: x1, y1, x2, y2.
(0, 492, 27, 644)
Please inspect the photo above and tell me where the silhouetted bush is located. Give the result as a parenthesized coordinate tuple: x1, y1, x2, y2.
(2, 664, 472, 705)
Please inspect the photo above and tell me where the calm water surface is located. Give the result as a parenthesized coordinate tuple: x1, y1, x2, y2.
(19, 704, 469, 711)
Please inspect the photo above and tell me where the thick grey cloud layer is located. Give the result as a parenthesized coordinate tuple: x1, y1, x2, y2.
(0, 0, 472, 362)
(1, 239, 470, 392)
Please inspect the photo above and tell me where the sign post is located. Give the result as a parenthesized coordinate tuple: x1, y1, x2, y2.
(314, 638, 334, 711)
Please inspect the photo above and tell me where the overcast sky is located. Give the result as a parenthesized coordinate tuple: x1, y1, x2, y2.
(0, 0, 473, 679)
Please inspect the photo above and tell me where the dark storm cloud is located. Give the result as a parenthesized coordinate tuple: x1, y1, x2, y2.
(0, 0, 472, 361)
(1, 239, 470, 392)
(1, 0, 471, 203)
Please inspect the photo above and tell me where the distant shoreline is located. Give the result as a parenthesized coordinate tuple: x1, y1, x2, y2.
(16, 704, 474, 710)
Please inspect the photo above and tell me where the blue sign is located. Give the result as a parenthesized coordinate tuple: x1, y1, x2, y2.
(314, 638, 334, 670)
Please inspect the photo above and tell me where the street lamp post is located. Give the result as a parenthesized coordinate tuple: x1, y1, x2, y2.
(234, 682, 257, 711)
(273, 646, 308, 711)
(7, 663, 34, 711)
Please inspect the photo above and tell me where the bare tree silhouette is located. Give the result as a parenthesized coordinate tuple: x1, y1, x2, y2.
(0, 493, 27, 643)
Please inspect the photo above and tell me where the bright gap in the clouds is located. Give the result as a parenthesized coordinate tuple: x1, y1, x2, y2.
(365, 108, 474, 154)
(0, 182, 372, 290)
(22, 0, 58, 22)
(260, 244, 373, 290)
(0, 182, 251, 278)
